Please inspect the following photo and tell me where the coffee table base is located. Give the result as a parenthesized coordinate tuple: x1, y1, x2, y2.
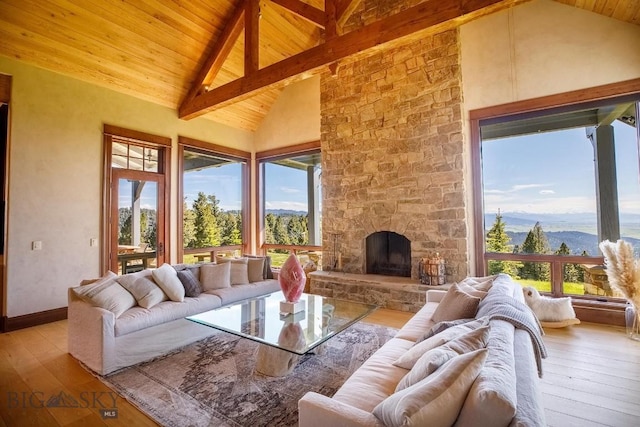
(256, 345, 301, 377)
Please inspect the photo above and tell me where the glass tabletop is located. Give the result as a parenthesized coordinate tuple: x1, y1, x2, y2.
(186, 291, 378, 355)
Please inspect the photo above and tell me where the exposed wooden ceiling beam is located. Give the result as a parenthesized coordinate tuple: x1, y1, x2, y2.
(337, 0, 362, 29)
(245, 0, 260, 76)
(325, 0, 338, 40)
(180, 0, 525, 120)
(270, 0, 327, 28)
(181, 2, 245, 106)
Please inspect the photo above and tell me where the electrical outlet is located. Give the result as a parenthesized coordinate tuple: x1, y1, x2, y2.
(90, 238, 98, 247)
(32, 241, 43, 250)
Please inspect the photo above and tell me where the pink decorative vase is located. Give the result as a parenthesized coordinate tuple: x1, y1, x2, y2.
(279, 253, 306, 303)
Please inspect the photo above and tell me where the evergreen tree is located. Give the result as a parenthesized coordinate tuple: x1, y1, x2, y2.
(287, 215, 306, 245)
(485, 213, 521, 276)
(272, 215, 290, 250)
(220, 212, 242, 245)
(519, 222, 550, 281)
(183, 200, 196, 248)
(264, 213, 276, 244)
(555, 242, 580, 283)
(192, 192, 221, 247)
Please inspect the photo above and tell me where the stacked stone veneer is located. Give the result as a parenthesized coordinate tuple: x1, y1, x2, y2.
(320, 28, 468, 282)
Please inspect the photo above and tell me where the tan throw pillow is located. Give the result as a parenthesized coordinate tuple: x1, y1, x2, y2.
(216, 257, 249, 285)
(247, 257, 265, 282)
(373, 349, 488, 427)
(457, 281, 489, 299)
(431, 283, 481, 323)
(394, 322, 490, 370)
(117, 270, 168, 309)
(201, 262, 231, 290)
(396, 326, 490, 390)
(73, 272, 136, 318)
(151, 263, 185, 302)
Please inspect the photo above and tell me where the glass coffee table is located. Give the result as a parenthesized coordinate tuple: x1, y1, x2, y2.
(186, 291, 378, 376)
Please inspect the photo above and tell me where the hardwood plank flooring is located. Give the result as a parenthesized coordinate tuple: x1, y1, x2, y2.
(1, 311, 639, 426)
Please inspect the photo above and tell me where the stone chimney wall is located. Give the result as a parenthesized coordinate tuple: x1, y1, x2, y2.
(320, 28, 468, 280)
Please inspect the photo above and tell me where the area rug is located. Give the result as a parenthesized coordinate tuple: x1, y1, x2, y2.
(99, 322, 397, 427)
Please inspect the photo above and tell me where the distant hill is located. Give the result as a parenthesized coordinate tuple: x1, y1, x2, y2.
(506, 231, 640, 256)
(266, 209, 307, 216)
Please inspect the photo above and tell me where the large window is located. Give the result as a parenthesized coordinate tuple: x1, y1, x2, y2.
(473, 86, 640, 308)
(257, 143, 322, 267)
(178, 137, 249, 263)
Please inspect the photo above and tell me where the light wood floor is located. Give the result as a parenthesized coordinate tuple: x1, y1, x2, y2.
(1, 310, 639, 426)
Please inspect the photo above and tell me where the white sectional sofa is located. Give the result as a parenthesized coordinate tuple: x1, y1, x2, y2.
(299, 274, 546, 427)
(68, 260, 280, 375)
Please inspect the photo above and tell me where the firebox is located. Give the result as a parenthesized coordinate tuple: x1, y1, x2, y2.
(365, 231, 411, 277)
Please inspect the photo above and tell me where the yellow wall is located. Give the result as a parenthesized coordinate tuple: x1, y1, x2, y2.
(0, 57, 253, 317)
(459, 0, 640, 272)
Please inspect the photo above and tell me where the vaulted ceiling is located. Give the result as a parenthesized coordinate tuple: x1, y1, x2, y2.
(0, 0, 638, 131)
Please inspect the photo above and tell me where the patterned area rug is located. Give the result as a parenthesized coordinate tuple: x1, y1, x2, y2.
(99, 322, 396, 427)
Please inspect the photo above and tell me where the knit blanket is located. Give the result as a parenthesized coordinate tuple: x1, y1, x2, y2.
(477, 293, 548, 377)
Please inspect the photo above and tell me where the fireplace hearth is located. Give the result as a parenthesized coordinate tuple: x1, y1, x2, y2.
(365, 231, 411, 277)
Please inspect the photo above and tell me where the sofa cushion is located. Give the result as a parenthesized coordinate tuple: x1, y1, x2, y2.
(373, 348, 488, 427)
(73, 272, 136, 318)
(431, 283, 481, 323)
(200, 262, 231, 290)
(394, 324, 489, 370)
(118, 270, 168, 309)
(417, 318, 476, 343)
(216, 256, 250, 285)
(152, 263, 185, 302)
(394, 302, 438, 342)
(177, 269, 202, 297)
(207, 280, 281, 305)
(455, 319, 518, 427)
(333, 337, 414, 412)
(115, 293, 223, 337)
(247, 257, 266, 282)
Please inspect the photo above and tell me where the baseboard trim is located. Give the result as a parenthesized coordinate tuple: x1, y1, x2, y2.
(2, 307, 68, 332)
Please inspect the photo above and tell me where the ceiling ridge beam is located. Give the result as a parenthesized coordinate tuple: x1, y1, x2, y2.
(325, 0, 338, 40)
(245, 0, 260, 76)
(180, 0, 523, 120)
(181, 1, 246, 107)
(270, 0, 327, 28)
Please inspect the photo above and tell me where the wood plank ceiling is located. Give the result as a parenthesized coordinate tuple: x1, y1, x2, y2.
(0, 0, 638, 131)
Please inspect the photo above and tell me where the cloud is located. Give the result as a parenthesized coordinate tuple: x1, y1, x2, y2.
(265, 201, 309, 211)
(485, 183, 551, 194)
(539, 190, 555, 195)
(485, 195, 596, 214)
(279, 186, 301, 194)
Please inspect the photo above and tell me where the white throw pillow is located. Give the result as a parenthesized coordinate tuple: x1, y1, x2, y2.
(373, 349, 488, 427)
(201, 262, 232, 290)
(151, 263, 185, 302)
(117, 270, 168, 308)
(216, 256, 249, 285)
(73, 271, 136, 318)
(395, 324, 489, 370)
(396, 326, 490, 390)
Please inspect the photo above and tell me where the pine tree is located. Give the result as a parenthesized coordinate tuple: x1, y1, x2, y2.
(183, 200, 196, 248)
(519, 222, 550, 281)
(287, 215, 306, 245)
(555, 242, 580, 283)
(192, 192, 221, 247)
(264, 213, 276, 244)
(272, 215, 290, 249)
(485, 213, 521, 276)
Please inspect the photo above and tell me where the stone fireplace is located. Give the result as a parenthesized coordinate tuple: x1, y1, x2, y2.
(365, 231, 411, 277)
(319, 27, 469, 283)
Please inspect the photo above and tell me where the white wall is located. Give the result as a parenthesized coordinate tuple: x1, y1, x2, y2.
(254, 76, 321, 151)
(0, 57, 253, 317)
(459, 0, 640, 273)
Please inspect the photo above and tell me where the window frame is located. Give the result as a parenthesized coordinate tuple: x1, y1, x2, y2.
(177, 136, 250, 262)
(470, 79, 640, 323)
(255, 141, 322, 256)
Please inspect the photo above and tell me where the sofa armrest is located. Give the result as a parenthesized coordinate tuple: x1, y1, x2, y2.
(299, 392, 384, 427)
(67, 288, 116, 375)
(426, 289, 447, 303)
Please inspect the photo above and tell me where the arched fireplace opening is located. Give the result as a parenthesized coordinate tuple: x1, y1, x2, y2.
(365, 231, 411, 277)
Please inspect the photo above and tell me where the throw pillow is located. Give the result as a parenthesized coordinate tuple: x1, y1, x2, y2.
(243, 254, 274, 279)
(431, 283, 481, 323)
(395, 323, 490, 370)
(373, 348, 488, 427)
(151, 263, 185, 302)
(200, 262, 231, 290)
(73, 272, 136, 318)
(247, 257, 265, 282)
(215, 256, 249, 285)
(396, 326, 490, 389)
(417, 318, 476, 343)
(459, 275, 497, 292)
(177, 269, 202, 297)
(117, 270, 168, 309)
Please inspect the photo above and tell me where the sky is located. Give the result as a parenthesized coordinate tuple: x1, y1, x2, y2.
(482, 120, 640, 216)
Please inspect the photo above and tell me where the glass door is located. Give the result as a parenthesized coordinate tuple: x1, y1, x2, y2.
(110, 169, 165, 274)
